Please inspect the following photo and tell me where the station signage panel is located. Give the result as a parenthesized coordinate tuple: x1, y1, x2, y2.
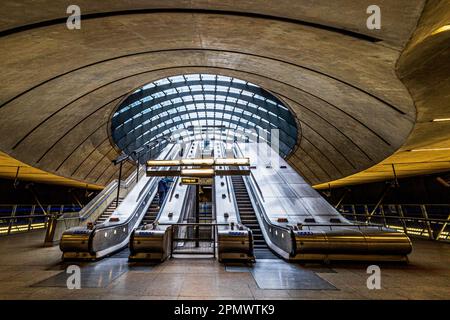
(181, 177, 213, 185)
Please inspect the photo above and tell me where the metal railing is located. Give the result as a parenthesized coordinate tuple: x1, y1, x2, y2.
(0, 203, 82, 236)
(337, 204, 450, 241)
(163, 222, 228, 258)
(77, 180, 117, 222)
(78, 165, 145, 223)
(44, 166, 147, 244)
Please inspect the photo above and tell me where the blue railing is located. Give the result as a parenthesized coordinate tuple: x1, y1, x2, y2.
(0, 204, 82, 235)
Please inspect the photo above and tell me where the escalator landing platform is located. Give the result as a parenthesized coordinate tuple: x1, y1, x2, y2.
(225, 259, 337, 290)
(2, 232, 449, 299)
(254, 248, 278, 259)
(33, 248, 154, 288)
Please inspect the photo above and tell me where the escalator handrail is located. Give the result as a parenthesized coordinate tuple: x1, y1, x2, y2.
(217, 142, 243, 225)
(153, 142, 198, 225)
(89, 178, 157, 235)
(152, 177, 179, 224)
(227, 176, 243, 225)
(78, 162, 145, 221)
(88, 144, 177, 235)
(77, 180, 117, 220)
(299, 223, 386, 230)
(244, 173, 291, 234)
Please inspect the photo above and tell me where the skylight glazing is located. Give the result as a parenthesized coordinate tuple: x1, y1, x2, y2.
(111, 74, 298, 162)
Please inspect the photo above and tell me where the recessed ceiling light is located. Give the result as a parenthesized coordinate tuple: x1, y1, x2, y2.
(410, 147, 450, 152)
(431, 25, 450, 36)
(432, 118, 450, 122)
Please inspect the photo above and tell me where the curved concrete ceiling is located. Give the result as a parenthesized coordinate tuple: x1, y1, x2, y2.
(0, 0, 448, 188)
(316, 0, 450, 188)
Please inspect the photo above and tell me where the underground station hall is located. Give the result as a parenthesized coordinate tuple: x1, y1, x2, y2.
(0, 0, 449, 313)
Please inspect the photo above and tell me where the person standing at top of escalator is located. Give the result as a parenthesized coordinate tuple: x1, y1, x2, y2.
(157, 177, 173, 208)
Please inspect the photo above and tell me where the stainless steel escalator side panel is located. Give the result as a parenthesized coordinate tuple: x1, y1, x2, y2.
(362, 227, 413, 254)
(129, 227, 172, 261)
(236, 142, 412, 262)
(60, 144, 178, 260)
(217, 229, 254, 262)
(155, 141, 199, 227)
(292, 227, 412, 261)
(127, 174, 188, 261)
(59, 228, 94, 259)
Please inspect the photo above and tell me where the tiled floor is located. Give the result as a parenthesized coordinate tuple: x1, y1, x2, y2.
(0, 231, 449, 300)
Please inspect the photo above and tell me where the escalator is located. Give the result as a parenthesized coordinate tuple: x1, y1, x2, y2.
(94, 195, 129, 260)
(231, 175, 277, 259)
(59, 143, 180, 261)
(128, 142, 201, 261)
(96, 197, 124, 224)
(233, 142, 412, 262)
(104, 192, 163, 259)
(140, 194, 161, 226)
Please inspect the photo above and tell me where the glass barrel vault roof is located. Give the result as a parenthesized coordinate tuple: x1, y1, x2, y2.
(110, 74, 299, 162)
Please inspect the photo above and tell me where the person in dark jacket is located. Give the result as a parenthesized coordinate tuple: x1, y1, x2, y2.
(157, 177, 173, 208)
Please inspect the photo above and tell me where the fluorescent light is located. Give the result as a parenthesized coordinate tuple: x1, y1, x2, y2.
(181, 158, 214, 166)
(147, 158, 250, 167)
(147, 160, 180, 166)
(181, 168, 214, 177)
(431, 25, 450, 36)
(214, 158, 250, 166)
(432, 118, 450, 122)
(410, 147, 450, 152)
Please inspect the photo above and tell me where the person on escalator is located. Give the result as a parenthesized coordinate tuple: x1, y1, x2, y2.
(157, 177, 173, 209)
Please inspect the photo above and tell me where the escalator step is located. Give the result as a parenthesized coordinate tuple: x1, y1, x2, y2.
(232, 176, 270, 249)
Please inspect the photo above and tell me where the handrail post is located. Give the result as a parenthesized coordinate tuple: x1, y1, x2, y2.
(46, 205, 51, 228)
(8, 205, 16, 235)
(420, 205, 434, 240)
(213, 224, 216, 259)
(44, 212, 59, 246)
(351, 205, 357, 222)
(28, 205, 35, 231)
(380, 205, 387, 227)
(116, 161, 123, 207)
(334, 188, 349, 209)
(397, 205, 408, 235)
(364, 205, 369, 223)
(367, 183, 391, 222)
(136, 161, 140, 184)
(195, 185, 200, 248)
(436, 209, 450, 240)
(170, 226, 174, 259)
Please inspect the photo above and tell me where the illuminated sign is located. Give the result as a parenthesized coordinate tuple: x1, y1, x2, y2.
(181, 177, 213, 185)
(181, 178, 199, 184)
(181, 168, 214, 177)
